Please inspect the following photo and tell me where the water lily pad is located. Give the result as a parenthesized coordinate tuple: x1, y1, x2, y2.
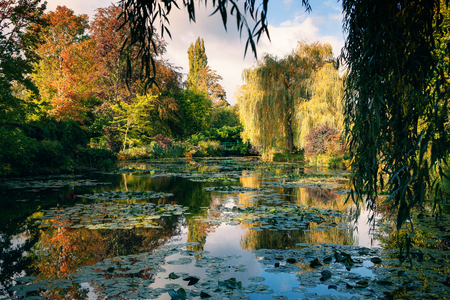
(248, 276, 265, 282)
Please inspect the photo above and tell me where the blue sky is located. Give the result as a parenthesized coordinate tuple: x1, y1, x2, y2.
(45, 0, 345, 105)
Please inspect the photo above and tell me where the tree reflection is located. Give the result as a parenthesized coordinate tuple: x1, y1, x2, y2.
(32, 215, 182, 280)
(186, 196, 223, 258)
(0, 217, 39, 297)
(240, 221, 356, 251)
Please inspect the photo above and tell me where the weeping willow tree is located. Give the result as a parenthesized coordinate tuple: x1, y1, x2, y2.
(296, 62, 344, 148)
(342, 0, 450, 231)
(237, 41, 334, 153)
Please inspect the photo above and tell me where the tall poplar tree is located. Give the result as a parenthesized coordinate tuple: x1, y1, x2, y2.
(238, 41, 333, 153)
(187, 37, 207, 88)
(187, 37, 227, 106)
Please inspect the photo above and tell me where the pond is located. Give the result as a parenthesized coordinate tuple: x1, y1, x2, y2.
(1, 157, 449, 299)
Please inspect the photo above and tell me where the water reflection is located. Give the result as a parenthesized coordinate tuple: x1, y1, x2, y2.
(0, 158, 412, 299)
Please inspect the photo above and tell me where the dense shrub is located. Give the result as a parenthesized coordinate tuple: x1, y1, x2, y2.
(187, 126, 244, 144)
(0, 127, 38, 176)
(119, 142, 188, 160)
(35, 140, 72, 173)
(153, 134, 173, 148)
(76, 148, 118, 170)
(304, 125, 341, 157)
(0, 127, 74, 176)
(0, 120, 119, 176)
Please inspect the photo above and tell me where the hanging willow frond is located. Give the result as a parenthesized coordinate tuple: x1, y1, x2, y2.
(118, 0, 311, 88)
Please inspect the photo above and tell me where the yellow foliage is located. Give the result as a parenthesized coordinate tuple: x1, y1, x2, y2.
(236, 40, 342, 152)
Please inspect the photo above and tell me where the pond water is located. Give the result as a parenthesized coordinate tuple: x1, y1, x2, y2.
(1, 157, 449, 299)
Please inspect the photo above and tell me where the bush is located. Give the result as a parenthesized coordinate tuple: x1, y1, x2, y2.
(304, 124, 340, 158)
(0, 127, 74, 176)
(198, 141, 221, 156)
(35, 140, 72, 173)
(76, 148, 118, 170)
(153, 134, 173, 148)
(0, 127, 39, 176)
(119, 142, 188, 160)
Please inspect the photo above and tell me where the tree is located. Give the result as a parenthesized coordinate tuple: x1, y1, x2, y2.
(111, 94, 155, 150)
(175, 88, 211, 139)
(296, 62, 344, 148)
(31, 6, 94, 123)
(0, 0, 46, 123)
(187, 37, 207, 88)
(90, 4, 183, 144)
(90, 4, 130, 104)
(187, 37, 227, 106)
(210, 106, 240, 129)
(342, 0, 450, 230)
(198, 66, 227, 107)
(238, 41, 333, 153)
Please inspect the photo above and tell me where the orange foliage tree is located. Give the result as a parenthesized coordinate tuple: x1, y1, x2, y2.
(32, 6, 97, 123)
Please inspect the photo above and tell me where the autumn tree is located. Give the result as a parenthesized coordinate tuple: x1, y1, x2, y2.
(198, 66, 227, 107)
(296, 62, 344, 148)
(89, 4, 183, 147)
(90, 4, 129, 104)
(238, 41, 333, 153)
(32, 6, 94, 123)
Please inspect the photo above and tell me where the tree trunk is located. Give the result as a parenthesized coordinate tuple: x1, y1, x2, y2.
(286, 123, 294, 153)
(285, 96, 294, 153)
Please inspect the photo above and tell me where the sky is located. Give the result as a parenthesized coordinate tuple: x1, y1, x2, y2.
(44, 0, 346, 105)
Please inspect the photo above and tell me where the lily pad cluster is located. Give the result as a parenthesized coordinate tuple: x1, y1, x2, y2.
(9, 243, 275, 299)
(78, 190, 173, 201)
(196, 204, 350, 232)
(263, 178, 344, 190)
(14, 241, 446, 300)
(38, 202, 188, 230)
(204, 186, 275, 193)
(1, 178, 111, 191)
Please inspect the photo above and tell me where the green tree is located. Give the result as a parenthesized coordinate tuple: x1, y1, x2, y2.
(0, 0, 46, 123)
(175, 88, 211, 139)
(210, 106, 240, 129)
(342, 0, 450, 229)
(238, 41, 333, 153)
(187, 37, 227, 106)
(187, 37, 207, 88)
(111, 94, 155, 150)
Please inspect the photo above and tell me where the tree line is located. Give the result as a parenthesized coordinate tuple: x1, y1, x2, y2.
(0, 3, 240, 175)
